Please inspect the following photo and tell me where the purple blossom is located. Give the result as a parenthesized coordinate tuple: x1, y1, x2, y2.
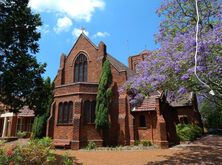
(181, 74, 189, 81)
(178, 87, 187, 94)
(122, 0, 222, 103)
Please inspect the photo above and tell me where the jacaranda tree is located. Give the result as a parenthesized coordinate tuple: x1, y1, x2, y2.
(122, 0, 222, 107)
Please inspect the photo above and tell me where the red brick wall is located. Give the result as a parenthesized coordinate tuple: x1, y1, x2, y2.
(133, 111, 157, 143)
(128, 51, 151, 72)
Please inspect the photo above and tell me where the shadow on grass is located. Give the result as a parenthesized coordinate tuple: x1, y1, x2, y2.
(146, 135, 222, 165)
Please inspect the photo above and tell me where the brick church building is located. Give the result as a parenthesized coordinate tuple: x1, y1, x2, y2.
(46, 33, 202, 149)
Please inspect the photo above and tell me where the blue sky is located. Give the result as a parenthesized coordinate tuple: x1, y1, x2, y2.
(28, 0, 162, 79)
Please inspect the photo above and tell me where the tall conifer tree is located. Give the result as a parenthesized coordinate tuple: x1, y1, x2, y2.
(95, 59, 112, 129)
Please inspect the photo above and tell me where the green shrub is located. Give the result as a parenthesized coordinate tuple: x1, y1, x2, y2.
(62, 152, 73, 165)
(0, 140, 5, 146)
(0, 148, 9, 165)
(176, 124, 202, 141)
(38, 137, 53, 148)
(16, 131, 27, 138)
(0, 137, 56, 164)
(134, 140, 140, 146)
(32, 115, 46, 139)
(142, 140, 152, 147)
(13, 137, 55, 164)
(86, 141, 96, 150)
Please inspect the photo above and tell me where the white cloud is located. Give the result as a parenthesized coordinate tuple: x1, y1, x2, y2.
(93, 31, 110, 38)
(72, 28, 89, 38)
(37, 24, 50, 34)
(29, 0, 105, 22)
(54, 16, 72, 33)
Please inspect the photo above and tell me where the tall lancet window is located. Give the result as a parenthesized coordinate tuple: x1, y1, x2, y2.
(74, 54, 87, 82)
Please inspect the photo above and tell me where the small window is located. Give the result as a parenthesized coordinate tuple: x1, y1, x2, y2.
(139, 115, 146, 127)
(180, 116, 189, 124)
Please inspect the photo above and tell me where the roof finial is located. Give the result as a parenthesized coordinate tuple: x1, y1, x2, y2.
(80, 26, 85, 33)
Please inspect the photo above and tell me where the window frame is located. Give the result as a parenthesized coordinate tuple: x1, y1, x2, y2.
(139, 115, 147, 128)
(74, 54, 87, 82)
(57, 102, 73, 125)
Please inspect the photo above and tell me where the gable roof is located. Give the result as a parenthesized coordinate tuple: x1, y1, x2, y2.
(107, 54, 135, 79)
(63, 32, 135, 79)
(0, 102, 34, 117)
(67, 32, 98, 57)
(18, 106, 35, 117)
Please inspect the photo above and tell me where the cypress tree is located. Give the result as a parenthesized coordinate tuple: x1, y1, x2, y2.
(95, 59, 112, 129)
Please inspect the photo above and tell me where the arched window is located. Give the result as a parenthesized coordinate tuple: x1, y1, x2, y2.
(74, 54, 87, 82)
(68, 102, 73, 123)
(58, 103, 63, 123)
(83, 100, 96, 124)
(63, 102, 69, 123)
(57, 101, 73, 124)
(139, 115, 146, 127)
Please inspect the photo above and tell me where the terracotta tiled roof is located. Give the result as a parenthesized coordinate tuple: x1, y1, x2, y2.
(132, 91, 162, 112)
(0, 102, 34, 117)
(132, 97, 156, 112)
(18, 106, 35, 117)
(107, 54, 135, 78)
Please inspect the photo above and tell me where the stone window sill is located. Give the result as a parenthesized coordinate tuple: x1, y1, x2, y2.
(57, 123, 73, 126)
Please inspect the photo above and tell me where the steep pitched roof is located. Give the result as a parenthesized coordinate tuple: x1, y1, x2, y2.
(107, 54, 135, 79)
(67, 32, 98, 57)
(63, 33, 135, 79)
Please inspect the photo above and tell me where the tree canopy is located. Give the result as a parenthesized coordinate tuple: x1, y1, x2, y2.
(123, 0, 222, 107)
(0, 0, 46, 112)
